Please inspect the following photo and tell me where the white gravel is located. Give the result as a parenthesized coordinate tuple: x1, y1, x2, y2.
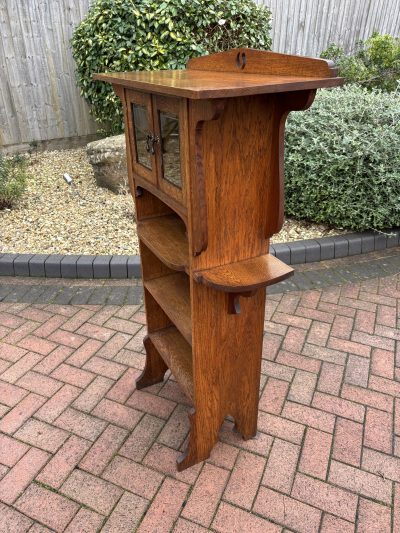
(0, 148, 339, 255)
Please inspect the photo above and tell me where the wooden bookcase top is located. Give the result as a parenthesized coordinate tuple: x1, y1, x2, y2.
(94, 48, 343, 99)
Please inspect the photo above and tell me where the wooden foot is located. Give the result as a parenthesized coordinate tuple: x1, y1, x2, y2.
(176, 409, 222, 471)
(233, 415, 258, 441)
(232, 391, 259, 440)
(136, 335, 168, 390)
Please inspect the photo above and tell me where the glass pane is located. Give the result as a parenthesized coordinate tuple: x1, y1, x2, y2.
(132, 104, 152, 169)
(160, 111, 182, 189)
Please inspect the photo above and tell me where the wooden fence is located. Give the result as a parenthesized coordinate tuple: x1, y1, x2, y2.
(1, 0, 399, 150)
(262, 0, 400, 56)
(0, 0, 98, 151)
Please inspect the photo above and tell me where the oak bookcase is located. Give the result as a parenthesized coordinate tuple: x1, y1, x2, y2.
(95, 48, 342, 470)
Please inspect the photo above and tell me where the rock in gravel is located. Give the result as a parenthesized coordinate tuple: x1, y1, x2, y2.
(87, 135, 128, 193)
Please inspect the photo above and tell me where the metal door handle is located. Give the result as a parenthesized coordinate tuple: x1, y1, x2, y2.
(145, 133, 159, 155)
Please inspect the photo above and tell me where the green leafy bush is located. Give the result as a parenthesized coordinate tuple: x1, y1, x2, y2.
(0, 154, 28, 210)
(72, 0, 272, 133)
(285, 86, 400, 230)
(321, 33, 400, 92)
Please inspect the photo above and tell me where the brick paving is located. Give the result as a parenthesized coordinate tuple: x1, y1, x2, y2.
(0, 251, 399, 532)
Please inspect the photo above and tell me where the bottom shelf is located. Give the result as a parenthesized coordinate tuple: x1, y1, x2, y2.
(149, 327, 193, 402)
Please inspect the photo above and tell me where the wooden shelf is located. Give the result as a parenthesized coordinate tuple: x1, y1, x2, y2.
(138, 215, 189, 272)
(145, 273, 192, 344)
(193, 253, 294, 293)
(149, 327, 193, 401)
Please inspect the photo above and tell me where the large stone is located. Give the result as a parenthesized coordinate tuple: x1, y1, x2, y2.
(86, 134, 128, 193)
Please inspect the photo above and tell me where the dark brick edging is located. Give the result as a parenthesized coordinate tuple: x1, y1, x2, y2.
(1, 229, 399, 279)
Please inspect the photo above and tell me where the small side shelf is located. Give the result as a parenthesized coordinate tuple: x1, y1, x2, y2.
(193, 253, 294, 293)
(144, 273, 192, 344)
(149, 327, 193, 401)
(138, 214, 189, 272)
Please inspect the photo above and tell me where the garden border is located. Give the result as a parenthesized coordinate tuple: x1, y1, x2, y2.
(1, 229, 399, 279)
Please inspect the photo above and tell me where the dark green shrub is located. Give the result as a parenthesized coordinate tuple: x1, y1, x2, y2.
(321, 32, 400, 92)
(71, 0, 272, 133)
(285, 86, 400, 230)
(0, 154, 28, 210)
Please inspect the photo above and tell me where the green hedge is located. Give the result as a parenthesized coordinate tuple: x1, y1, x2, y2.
(0, 154, 28, 210)
(321, 33, 400, 92)
(71, 0, 272, 133)
(285, 86, 400, 230)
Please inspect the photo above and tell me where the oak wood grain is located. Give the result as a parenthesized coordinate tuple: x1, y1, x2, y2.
(101, 48, 343, 471)
(144, 273, 192, 345)
(187, 48, 338, 77)
(94, 69, 342, 100)
(137, 214, 189, 272)
(193, 253, 294, 292)
(149, 327, 193, 401)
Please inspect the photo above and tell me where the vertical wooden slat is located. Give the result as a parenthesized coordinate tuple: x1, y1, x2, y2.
(259, 0, 400, 56)
(0, 0, 97, 149)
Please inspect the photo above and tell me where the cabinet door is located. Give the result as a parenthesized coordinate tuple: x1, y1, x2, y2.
(153, 95, 188, 205)
(126, 90, 157, 185)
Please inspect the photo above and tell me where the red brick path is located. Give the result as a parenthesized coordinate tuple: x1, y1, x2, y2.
(0, 273, 399, 532)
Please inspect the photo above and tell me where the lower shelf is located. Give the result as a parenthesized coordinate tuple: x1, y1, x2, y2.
(149, 327, 193, 401)
(145, 273, 192, 345)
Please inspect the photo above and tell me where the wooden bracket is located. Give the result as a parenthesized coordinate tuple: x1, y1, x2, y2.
(189, 99, 225, 257)
(227, 290, 257, 315)
(264, 89, 317, 239)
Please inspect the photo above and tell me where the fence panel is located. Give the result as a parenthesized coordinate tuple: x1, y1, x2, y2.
(0, 0, 97, 149)
(1, 0, 399, 149)
(258, 0, 400, 56)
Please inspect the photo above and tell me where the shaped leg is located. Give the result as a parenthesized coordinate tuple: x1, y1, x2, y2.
(136, 335, 168, 389)
(233, 406, 258, 441)
(177, 408, 223, 471)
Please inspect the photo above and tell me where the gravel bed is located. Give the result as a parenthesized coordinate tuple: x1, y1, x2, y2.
(0, 148, 340, 255)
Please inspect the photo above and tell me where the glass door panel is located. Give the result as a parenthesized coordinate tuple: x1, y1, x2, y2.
(126, 90, 157, 185)
(159, 111, 182, 189)
(132, 103, 153, 170)
(154, 95, 187, 206)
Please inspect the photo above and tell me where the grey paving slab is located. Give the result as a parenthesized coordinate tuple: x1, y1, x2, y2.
(0, 285, 12, 300)
(110, 256, 129, 279)
(53, 287, 80, 305)
(361, 232, 375, 253)
(2, 285, 31, 302)
(374, 233, 388, 251)
(93, 256, 112, 279)
(0, 254, 17, 276)
(76, 256, 96, 279)
(61, 255, 80, 279)
(334, 237, 349, 259)
(87, 287, 112, 305)
(45, 255, 64, 278)
(14, 255, 34, 276)
(316, 238, 335, 261)
(303, 240, 321, 263)
(386, 231, 400, 248)
(21, 285, 48, 303)
(126, 286, 144, 305)
(107, 286, 129, 305)
(290, 271, 315, 291)
(33, 285, 62, 304)
(289, 242, 306, 265)
(345, 234, 362, 256)
(70, 287, 96, 305)
(273, 243, 290, 264)
(29, 255, 50, 277)
(127, 256, 141, 278)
